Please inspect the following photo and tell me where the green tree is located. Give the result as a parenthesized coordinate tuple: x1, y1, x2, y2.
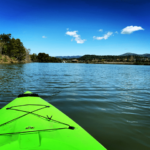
(35, 52, 62, 63)
(0, 33, 11, 55)
(24, 47, 31, 62)
(6, 38, 26, 61)
(30, 53, 38, 62)
(37, 53, 50, 62)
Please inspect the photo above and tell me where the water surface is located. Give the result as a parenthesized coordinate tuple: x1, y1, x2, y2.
(0, 63, 150, 150)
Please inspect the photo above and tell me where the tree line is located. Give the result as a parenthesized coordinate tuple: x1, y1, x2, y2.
(0, 33, 29, 61)
(30, 53, 61, 62)
(0, 33, 61, 63)
(78, 55, 150, 62)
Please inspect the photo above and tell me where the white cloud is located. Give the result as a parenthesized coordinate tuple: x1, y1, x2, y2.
(121, 26, 144, 34)
(66, 31, 77, 36)
(99, 29, 103, 32)
(42, 36, 47, 38)
(66, 30, 86, 44)
(93, 32, 113, 40)
(115, 31, 118, 34)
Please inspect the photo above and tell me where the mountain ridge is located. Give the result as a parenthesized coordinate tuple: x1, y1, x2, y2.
(55, 53, 150, 59)
(120, 53, 150, 58)
(55, 56, 81, 59)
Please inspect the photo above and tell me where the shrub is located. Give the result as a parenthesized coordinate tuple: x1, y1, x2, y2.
(3, 57, 7, 62)
(11, 57, 15, 60)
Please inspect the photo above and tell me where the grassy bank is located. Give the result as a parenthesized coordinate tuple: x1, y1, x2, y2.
(0, 54, 32, 64)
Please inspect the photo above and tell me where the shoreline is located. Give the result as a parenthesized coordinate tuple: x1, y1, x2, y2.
(67, 61, 150, 65)
(0, 58, 150, 65)
(1, 62, 150, 65)
(0, 54, 32, 64)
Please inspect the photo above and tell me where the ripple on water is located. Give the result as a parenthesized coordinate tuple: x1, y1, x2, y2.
(0, 63, 150, 150)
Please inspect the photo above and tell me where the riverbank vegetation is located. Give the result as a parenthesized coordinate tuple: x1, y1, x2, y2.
(0, 54, 19, 64)
(30, 53, 62, 62)
(78, 55, 150, 62)
(0, 33, 61, 64)
(64, 55, 150, 65)
(0, 33, 31, 63)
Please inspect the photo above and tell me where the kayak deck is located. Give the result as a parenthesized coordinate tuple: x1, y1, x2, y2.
(0, 91, 107, 150)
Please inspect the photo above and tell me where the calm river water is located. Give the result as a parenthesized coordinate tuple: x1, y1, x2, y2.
(0, 63, 150, 150)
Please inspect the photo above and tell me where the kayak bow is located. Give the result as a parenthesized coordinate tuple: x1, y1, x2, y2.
(0, 91, 107, 150)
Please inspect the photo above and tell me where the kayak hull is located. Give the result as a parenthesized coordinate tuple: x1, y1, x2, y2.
(0, 91, 107, 150)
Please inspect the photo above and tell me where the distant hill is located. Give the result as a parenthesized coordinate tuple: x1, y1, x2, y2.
(120, 53, 139, 56)
(55, 56, 82, 59)
(55, 53, 150, 59)
(143, 54, 150, 58)
(120, 53, 150, 58)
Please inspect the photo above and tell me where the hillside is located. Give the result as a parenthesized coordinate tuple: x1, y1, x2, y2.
(55, 56, 82, 59)
(120, 53, 139, 56)
(120, 53, 150, 58)
(143, 54, 150, 58)
(56, 53, 150, 59)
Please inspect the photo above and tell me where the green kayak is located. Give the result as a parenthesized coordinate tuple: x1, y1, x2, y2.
(0, 91, 107, 150)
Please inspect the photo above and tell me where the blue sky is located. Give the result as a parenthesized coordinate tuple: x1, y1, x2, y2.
(0, 0, 150, 56)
